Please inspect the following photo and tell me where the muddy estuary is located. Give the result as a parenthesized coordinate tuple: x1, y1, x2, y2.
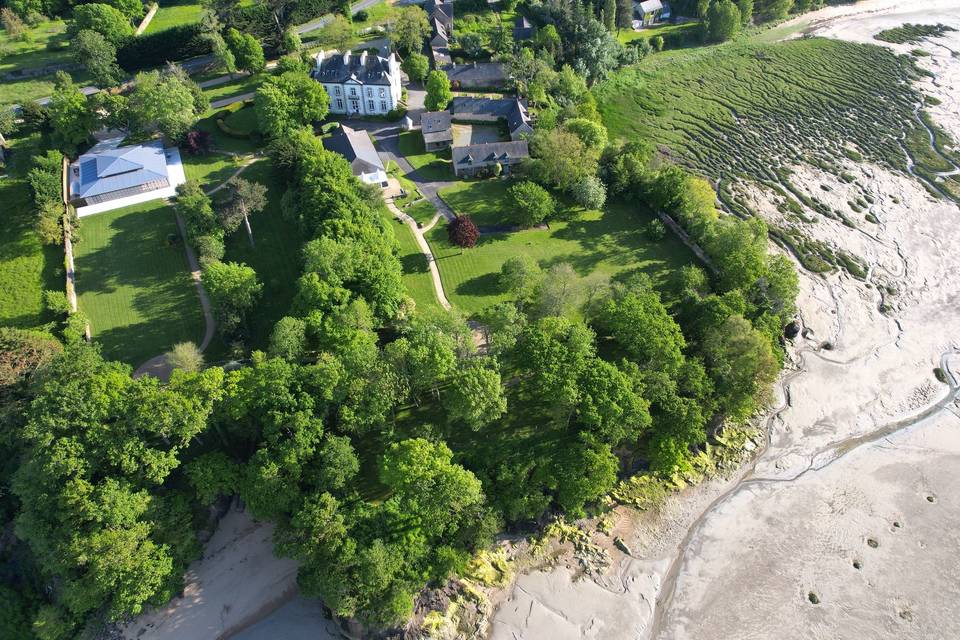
(490, 1, 960, 638)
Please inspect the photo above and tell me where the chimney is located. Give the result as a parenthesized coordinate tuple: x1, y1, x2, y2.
(342, 51, 350, 66)
(360, 50, 368, 66)
(314, 50, 325, 69)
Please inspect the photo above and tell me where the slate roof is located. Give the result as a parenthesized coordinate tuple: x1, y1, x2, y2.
(421, 111, 453, 144)
(428, 0, 453, 29)
(323, 124, 384, 175)
(451, 97, 531, 135)
(638, 0, 663, 13)
(313, 51, 394, 86)
(70, 141, 169, 199)
(444, 62, 508, 88)
(513, 15, 534, 40)
(452, 140, 529, 167)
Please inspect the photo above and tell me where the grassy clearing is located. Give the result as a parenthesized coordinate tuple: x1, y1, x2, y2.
(438, 179, 514, 227)
(425, 201, 694, 316)
(0, 132, 63, 328)
(382, 213, 442, 314)
(219, 159, 307, 352)
(874, 23, 956, 45)
(194, 114, 259, 154)
(397, 130, 452, 181)
(144, 0, 204, 33)
(73, 201, 204, 366)
(223, 106, 259, 135)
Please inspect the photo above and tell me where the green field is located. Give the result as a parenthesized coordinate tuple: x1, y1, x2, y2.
(219, 160, 307, 352)
(382, 213, 442, 314)
(426, 198, 694, 316)
(397, 131, 452, 181)
(73, 201, 204, 366)
(0, 133, 63, 328)
(203, 73, 267, 104)
(405, 199, 436, 226)
(144, 0, 204, 33)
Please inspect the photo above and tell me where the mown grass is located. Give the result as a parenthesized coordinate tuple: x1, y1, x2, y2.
(0, 131, 63, 328)
(382, 213, 443, 314)
(425, 201, 694, 316)
(144, 0, 204, 33)
(73, 200, 204, 366)
(182, 152, 240, 188)
(397, 131, 452, 181)
(219, 159, 308, 353)
(203, 73, 267, 104)
(406, 200, 436, 226)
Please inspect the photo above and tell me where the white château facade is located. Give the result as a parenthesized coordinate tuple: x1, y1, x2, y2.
(312, 50, 402, 117)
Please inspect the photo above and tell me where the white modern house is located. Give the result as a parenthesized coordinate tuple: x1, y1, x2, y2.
(323, 124, 388, 187)
(68, 138, 186, 217)
(311, 50, 402, 117)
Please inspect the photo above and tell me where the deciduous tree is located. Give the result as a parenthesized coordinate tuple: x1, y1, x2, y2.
(255, 71, 330, 138)
(217, 177, 267, 244)
(442, 357, 507, 430)
(225, 28, 265, 73)
(68, 3, 132, 46)
(390, 6, 430, 54)
(47, 72, 93, 152)
(401, 51, 429, 83)
(202, 261, 263, 333)
(74, 29, 122, 88)
(447, 215, 479, 248)
(425, 69, 452, 111)
(509, 180, 555, 228)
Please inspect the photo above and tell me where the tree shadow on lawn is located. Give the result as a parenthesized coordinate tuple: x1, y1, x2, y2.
(454, 271, 500, 297)
(400, 252, 430, 274)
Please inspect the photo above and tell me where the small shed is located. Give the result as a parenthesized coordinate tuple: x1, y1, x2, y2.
(513, 16, 534, 41)
(637, 0, 663, 25)
(402, 115, 414, 131)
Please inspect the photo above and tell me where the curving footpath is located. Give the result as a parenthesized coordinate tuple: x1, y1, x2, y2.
(383, 194, 452, 311)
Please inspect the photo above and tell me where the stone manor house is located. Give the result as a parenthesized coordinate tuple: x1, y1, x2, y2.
(311, 50, 403, 117)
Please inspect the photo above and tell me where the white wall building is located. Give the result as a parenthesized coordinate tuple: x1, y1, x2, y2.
(312, 50, 402, 117)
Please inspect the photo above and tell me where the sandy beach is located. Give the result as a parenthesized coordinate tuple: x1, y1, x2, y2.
(490, 2, 960, 638)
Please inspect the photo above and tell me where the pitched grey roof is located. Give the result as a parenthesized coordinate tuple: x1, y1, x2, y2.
(70, 141, 169, 199)
(452, 141, 529, 167)
(428, 0, 453, 29)
(421, 111, 452, 134)
(313, 51, 394, 86)
(513, 15, 534, 40)
(444, 62, 508, 89)
(639, 0, 663, 13)
(323, 124, 384, 175)
(451, 97, 531, 135)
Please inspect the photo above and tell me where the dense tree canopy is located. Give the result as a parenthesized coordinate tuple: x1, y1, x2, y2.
(255, 71, 330, 138)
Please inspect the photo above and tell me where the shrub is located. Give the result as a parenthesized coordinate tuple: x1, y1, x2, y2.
(354, 9, 369, 21)
(448, 216, 479, 248)
(194, 234, 225, 267)
(509, 180, 555, 227)
(183, 130, 211, 155)
(644, 218, 666, 240)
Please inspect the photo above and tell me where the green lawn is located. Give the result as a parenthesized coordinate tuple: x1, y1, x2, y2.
(405, 200, 436, 226)
(383, 213, 442, 314)
(0, 20, 72, 75)
(425, 201, 695, 316)
(203, 73, 268, 104)
(182, 152, 240, 187)
(73, 201, 204, 366)
(438, 179, 515, 228)
(219, 159, 307, 352)
(194, 114, 259, 154)
(223, 106, 259, 135)
(617, 22, 699, 44)
(397, 131, 452, 181)
(144, 0, 204, 33)
(0, 132, 63, 328)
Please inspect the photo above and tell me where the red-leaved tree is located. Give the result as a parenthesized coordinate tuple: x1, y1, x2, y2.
(184, 130, 212, 155)
(448, 215, 479, 248)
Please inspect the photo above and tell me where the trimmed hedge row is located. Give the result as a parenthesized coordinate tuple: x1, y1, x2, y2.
(117, 24, 213, 73)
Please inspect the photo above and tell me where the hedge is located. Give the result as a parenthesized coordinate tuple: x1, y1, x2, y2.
(117, 24, 213, 73)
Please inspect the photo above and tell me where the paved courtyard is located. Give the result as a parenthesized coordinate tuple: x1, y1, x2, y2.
(452, 124, 506, 147)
